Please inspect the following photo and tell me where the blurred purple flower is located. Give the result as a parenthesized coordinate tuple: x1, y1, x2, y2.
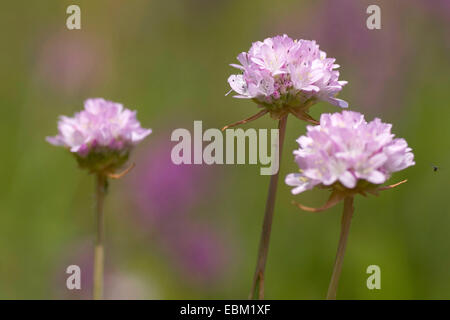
(162, 222, 230, 285)
(132, 139, 213, 222)
(413, 0, 450, 21)
(36, 32, 110, 94)
(277, 0, 410, 112)
(127, 133, 233, 286)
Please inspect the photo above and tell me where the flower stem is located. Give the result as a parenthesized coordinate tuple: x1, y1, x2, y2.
(326, 196, 354, 300)
(249, 115, 288, 300)
(93, 173, 107, 300)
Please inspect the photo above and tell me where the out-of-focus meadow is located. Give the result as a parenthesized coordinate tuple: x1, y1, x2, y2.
(0, 0, 449, 299)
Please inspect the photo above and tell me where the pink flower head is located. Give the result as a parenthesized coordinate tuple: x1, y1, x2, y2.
(227, 35, 348, 115)
(47, 98, 151, 172)
(286, 111, 415, 195)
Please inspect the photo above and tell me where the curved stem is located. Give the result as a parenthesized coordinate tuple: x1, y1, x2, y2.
(221, 110, 268, 131)
(326, 196, 354, 300)
(93, 174, 107, 300)
(249, 115, 288, 300)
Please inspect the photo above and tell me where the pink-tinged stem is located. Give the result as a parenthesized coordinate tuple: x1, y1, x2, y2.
(249, 115, 288, 300)
(93, 174, 107, 300)
(326, 196, 354, 300)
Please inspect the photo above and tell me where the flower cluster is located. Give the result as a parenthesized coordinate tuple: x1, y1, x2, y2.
(286, 111, 415, 195)
(227, 34, 348, 117)
(47, 98, 151, 173)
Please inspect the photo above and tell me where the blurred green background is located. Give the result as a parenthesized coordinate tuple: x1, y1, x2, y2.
(0, 0, 449, 299)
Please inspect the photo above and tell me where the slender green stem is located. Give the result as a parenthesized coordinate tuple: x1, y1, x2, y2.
(249, 115, 288, 300)
(93, 174, 106, 300)
(326, 196, 354, 300)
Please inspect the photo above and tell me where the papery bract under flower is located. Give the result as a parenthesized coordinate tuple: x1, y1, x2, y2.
(227, 35, 348, 117)
(47, 98, 151, 173)
(285, 111, 415, 194)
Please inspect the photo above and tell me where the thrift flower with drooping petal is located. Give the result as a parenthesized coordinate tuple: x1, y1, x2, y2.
(47, 98, 151, 173)
(227, 34, 348, 122)
(286, 111, 415, 300)
(286, 111, 415, 196)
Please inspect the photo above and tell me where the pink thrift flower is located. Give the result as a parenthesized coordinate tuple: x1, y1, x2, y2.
(227, 35, 348, 118)
(286, 111, 415, 195)
(47, 98, 151, 173)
